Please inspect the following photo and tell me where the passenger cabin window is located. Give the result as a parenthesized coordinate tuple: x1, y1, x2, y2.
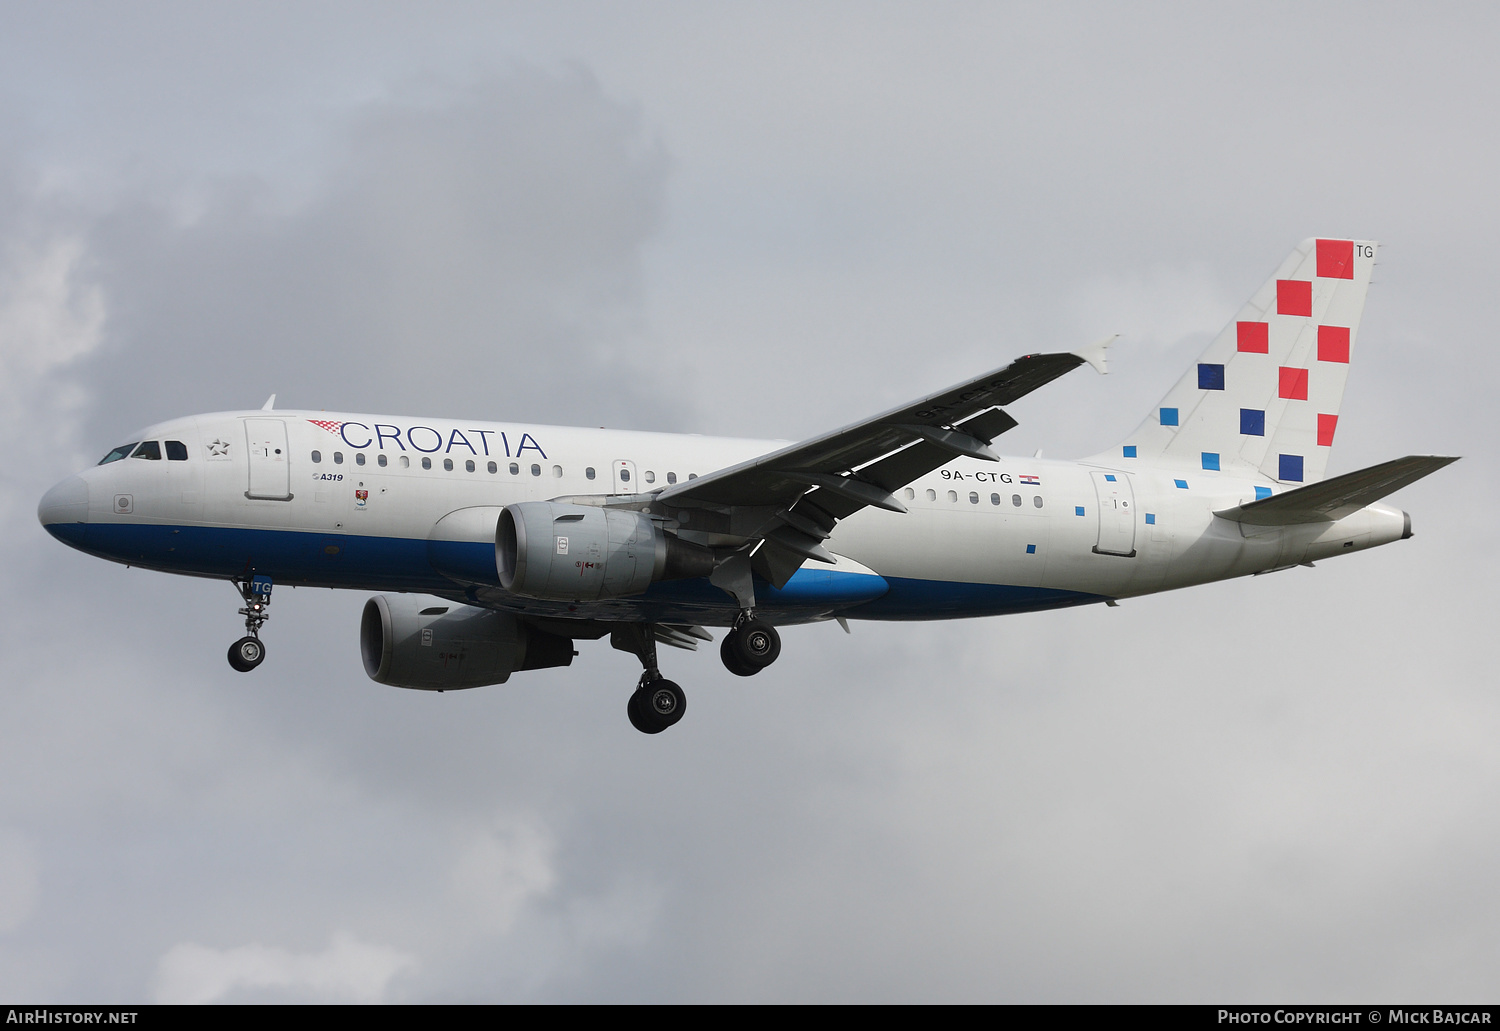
(947, 490, 957, 503)
(666, 472, 677, 485)
(905, 488, 916, 500)
(991, 493, 1001, 505)
(586, 467, 596, 480)
(1033, 496, 1043, 508)
(487, 461, 497, 473)
(99, 443, 139, 465)
(1012, 494, 1022, 507)
(688, 473, 697, 480)
(552, 465, 563, 478)
(509, 463, 519, 475)
(925, 489, 936, 501)
(969, 492, 979, 504)
(399, 456, 410, 468)
(355, 453, 366, 466)
(311, 450, 322, 464)
(131, 441, 161, 461)
(619, 468, 630, 483)
(644, 471, 655, 484)
(465, 460, 475, 472)
(531, 464, 541, 477)
(333, 452, 343, 464)
(166, 440, 188, 461)
(378, 454, 388, 468)
(421, 457, 432, 470)
(443, 458, 453, 471)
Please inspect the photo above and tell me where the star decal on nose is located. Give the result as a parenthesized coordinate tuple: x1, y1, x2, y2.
(207, 439, 230, 457)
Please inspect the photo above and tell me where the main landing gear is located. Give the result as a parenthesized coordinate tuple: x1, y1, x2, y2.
(613, 624, 686, 735)
(612, 613, 783, 734)
(227, 574, 273, 673)
(720, 614, 781, 677)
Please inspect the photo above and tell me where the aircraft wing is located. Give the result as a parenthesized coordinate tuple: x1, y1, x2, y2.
(655, 341, 1111, 587)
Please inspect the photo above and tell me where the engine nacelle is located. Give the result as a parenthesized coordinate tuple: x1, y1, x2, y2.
(360, 594, 573, 691)
(496, 502, 714, 601)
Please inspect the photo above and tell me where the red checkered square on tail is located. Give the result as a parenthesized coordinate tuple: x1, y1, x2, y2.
(1279, 367, 1309, 400)
(1277, 280, 1312, 316)
(1318, 325, 1350, 363)
(308, 419, 344, 435)
(1316, 239, 1354, 279)
(1237, 321, 1269, 353)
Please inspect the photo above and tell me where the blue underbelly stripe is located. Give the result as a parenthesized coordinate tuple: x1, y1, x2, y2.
(55, 521, 1100, 620)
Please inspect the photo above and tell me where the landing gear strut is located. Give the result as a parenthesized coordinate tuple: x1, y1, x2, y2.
(612, 624, 686, 734)
(227, 574, 273, 672)
(720, 613, 781, 677)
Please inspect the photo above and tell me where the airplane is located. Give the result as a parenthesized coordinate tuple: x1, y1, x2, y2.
(38, 238, 1456, 734)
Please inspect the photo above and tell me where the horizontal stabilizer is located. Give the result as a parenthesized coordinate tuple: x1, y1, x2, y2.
(1216, 455, 1459, 525)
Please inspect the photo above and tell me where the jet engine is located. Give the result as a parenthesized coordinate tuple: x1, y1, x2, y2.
(496, 502, 714, 601)
(360, 594, 573, 691)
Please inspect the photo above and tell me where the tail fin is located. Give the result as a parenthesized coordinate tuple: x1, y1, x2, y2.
(1112, 239, 1376, 485)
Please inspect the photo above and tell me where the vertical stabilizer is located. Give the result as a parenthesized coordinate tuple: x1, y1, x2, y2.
(1109, 239, 1376, 484)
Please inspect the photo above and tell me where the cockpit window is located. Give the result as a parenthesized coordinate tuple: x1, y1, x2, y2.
(165, 440, 188, 461)
(130, 441, 162, 460)
(98, 443, 139, 465)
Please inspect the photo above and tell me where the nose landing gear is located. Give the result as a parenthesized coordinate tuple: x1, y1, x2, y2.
(227, 574, 273, 672)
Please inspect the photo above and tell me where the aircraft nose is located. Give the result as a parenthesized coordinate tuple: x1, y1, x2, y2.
(38, 475, 90, 545)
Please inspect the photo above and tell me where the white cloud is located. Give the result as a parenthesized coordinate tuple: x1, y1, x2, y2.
(0, 235, 104, 379)
(449, 818, 557, 934)
(152, 931, 416, 1004)
(0, 233, 104, 477)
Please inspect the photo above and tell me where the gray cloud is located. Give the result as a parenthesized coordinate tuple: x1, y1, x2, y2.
(79, 69, 669, 443)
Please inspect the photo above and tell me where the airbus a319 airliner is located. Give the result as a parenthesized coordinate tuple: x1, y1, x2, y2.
(39, 239, 1455, 733)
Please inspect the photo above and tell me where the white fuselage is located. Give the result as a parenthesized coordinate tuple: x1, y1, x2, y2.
(40, 409, 1408, 627)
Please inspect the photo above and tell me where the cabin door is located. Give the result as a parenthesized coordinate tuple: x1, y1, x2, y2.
(1090, 470, 1136, 557)
(244, 418, 293, 501)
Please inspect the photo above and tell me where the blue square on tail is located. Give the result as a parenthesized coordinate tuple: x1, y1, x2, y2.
(1198, 364, 1225, 390)
(1160, 407, 1179, 426)
(1202, 452, 1220, 471)
(1279, 454, 1304, 482)
(1255, 486, 1272, 500)
(1240, 408, 1265, 436)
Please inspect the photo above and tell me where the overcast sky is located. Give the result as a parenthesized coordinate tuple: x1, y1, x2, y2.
(1, 2, 1493, 1002)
